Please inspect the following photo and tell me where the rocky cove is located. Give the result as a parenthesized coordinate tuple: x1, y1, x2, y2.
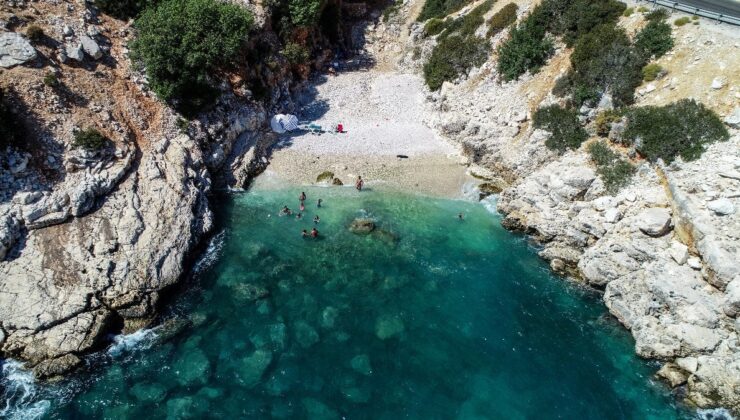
(1, 0, 739, 417)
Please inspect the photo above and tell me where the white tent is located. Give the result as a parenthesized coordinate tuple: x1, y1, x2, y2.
(270, 114, 299, 134)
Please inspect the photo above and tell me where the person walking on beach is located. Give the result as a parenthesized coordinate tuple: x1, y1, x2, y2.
(355, 176, 364, 191)
(311, 227, 319, 238)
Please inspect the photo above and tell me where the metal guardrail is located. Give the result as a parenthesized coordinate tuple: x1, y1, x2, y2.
(637, 0, 740, 26)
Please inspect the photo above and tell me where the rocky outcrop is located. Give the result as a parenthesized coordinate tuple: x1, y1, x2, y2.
(0, 32, 36, 68)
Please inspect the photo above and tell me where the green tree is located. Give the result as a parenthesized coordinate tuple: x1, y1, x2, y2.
(131, 0, 253, 114)
(634, 19, 673, 59)
(289, 0, 324, 26)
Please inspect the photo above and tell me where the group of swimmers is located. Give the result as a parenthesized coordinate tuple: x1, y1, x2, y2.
(280, 191, 322, 237)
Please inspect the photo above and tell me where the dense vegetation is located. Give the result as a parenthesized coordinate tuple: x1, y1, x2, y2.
(417, 0, 472, 22)
(487, 3, 518, 38)
(496, 16, 552, 81)
(532, 105, 588, 152)
(94, 0, 158, 19)
(622, 99, 729, 163)
(422, 0, 493, 90)
(587, 141, 635, 193)
(73, 128, 109, 151)
(130, 0, 253, 115)
(634, 18, 673, 59)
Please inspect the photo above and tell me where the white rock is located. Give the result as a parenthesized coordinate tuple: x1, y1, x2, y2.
(724, 280, 740, 317)
(66, 43, 84, 61)
(645, 83, 656, 93)
(711, 77, 724, 89)
(0, 32, 37, 68)
(80, 36, 102, 60)
(637, 207, 672, 237)
(724, 107, 740, 128)
(604, 208, 621, 223)
(707, 198, 735, 215)
(687, 256, 702, 270)
(669, 241, 689, 265)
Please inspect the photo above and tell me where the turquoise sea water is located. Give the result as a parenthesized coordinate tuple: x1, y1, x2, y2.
(3, 186, 691, 419)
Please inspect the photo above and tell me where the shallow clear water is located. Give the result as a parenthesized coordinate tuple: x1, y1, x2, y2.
(4, 186, 691, 419)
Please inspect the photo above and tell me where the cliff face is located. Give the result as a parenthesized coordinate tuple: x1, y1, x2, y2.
(0, 0, 294, 377)
(372, 0, 740, 412)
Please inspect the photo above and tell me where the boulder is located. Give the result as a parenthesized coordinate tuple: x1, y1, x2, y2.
(725, 107, 740, 128)
(724, 280, 740, 317)
(636, 208, 672, 237)
(316, 171, 334, 183)
(0, 32, 36, 68)
(707, 198, 735, 215)
(349, 218, 375, 234)
(332, 177, 343, 186)
(173, 348, 210, 386)
(33, 354, 82, 379)
(233, 283, 269, 301)
(604, 208, 621, 223)
(237, 349, 272, 388)
(295, 321, 319, 348)
(350, 354, 372, 376)
(66, 43, 84, 62)
(478, 182, 502, 199)
(656, 363, 689, 387)
(130, 382, 168, 403)
(80, 35, 102, 60)
(668, 241, 689, 265)
(711, 77, 724, 89)
(375, 314, 404, 340)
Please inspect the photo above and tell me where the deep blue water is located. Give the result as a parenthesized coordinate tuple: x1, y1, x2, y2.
(1, 186, 691, 419)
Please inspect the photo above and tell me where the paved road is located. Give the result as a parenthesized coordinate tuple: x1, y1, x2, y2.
(659, 0, 740, 19)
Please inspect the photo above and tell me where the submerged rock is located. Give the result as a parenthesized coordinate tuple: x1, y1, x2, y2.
(130, 382, 168, 403)
(173, 348, 211, 386)
(233, 283, 269, 301)
(350, 354, 372, 375)
(237, 349, 273, 388)
(295, 321, 319, 348)
(302, 398, 340, 420)
(375, 314, 405, 340)
(320, 306, 339, 329)
(349, 218, 375, 234)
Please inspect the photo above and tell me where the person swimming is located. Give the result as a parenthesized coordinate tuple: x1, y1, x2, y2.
(313, 215, 320, 224)
(281, 206, 292, 216)
(317, 198, 322, 208)
(458, 212, 464, 220)
(296, 213, 303, 220)
(311, 227, 319, 238)
(299, 192, 306, 202)
(300, 202, 305, 212)
(301, 229, 308, 237)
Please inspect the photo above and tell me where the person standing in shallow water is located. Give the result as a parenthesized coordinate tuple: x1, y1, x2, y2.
(301, 229, 308, 237)
(299, 192, 306, 202)
(317, 198, 322, 208)
(311, 227, 319, 238)
(355, 176, 364, 191)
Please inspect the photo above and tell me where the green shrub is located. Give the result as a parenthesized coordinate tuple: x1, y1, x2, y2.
(26, 25, 44, 42)
(533, 105, 588, 152)
(674, 16, 690, 26)
(417, 0, 472, 22)
(623, 99, 729, 163)
(692, 15, 699, 20)
(587, 141, 635, 193)
(73, 128, 108, 150)
(176, 117, 189, 133)
(487, 3, 518, 38)
(634, 19, 673, 59)
(623, 7, 634, 17)
(94, 0, 157, 19)
(131, 0, 253, 115)
(424, 35, 489, 90)
(645, 8, 668, 21)
(567, 23, 643, 106)
(496, 20, 553, 81)
(289, 0, 323, 26)
(637, 6, 649, 13)
(554, 0, 625, 47)
(435, 0, 494, 40)
(283, 42, 310, 64)
(641, 63, 663, 81)
(595, 110, 621, 136)
(43, 72, 60, 87)
(424, 18, 447, 36)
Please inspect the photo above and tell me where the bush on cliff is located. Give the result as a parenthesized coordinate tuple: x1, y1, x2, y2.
(634, 19, 673, 59)
(487, 3, 518, 38)
(73, 128, 109, 151)
(423, 35, 489, 90)
(131, 0, 253, 115)
(533, 105, 588, 152)
(283, 42, 310, 64)
(496, 19, 553, 81)
(289, 0, 324, 26)
(550, 0, 625, 47)
(587, 141, 635, 193)
(622, 99, 729, 163)
(95, 0, 158, 19)
(417, 0, 472, 22)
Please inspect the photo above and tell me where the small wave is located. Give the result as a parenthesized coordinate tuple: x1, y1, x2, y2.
(107, 328, 159, 358)
(193, 230, 226, 274)
(0, 360, 50, 420)
(697, 408, 735, 420)
(480, 196, 499, 214)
